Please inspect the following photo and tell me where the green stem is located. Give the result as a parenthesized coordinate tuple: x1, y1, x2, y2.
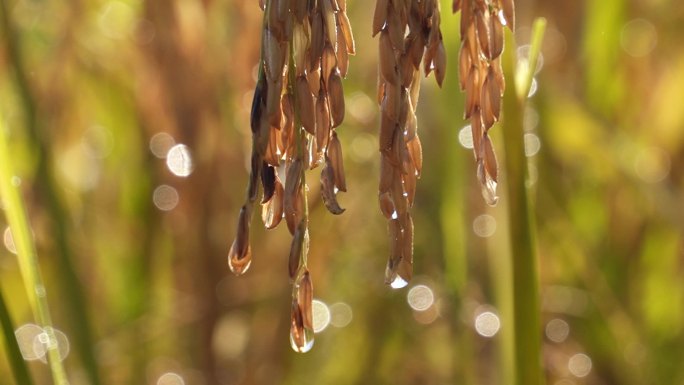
(501, 18, 546, 385)
(0, 119, 68, 384)
(516, 19, 547, 100)
(0, 284, 35, 385)
(0, 2, 101, 384)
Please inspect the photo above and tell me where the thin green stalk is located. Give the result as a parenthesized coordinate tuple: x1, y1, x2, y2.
(0, 284, 35, 385)
(501, 18, 546, 385)
(0, 2, 101, 384)
(0, 119, 68, 384)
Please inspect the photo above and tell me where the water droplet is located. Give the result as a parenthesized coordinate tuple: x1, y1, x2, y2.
(407, 285, 434, 311)
(166, 144, 194, 177)
(474, 311, 501, 337)
(312, 299, 331, 333)
(478, 163, 499, 206)
(150, 133, 176, 159)
(482, 185, 498, 206)
(545, 318, 570, 343)
(568, 353, 592, 378)
(385, 257, 411, 289)
(227, 242, 252, 276)
(289, 326, 314, 353)
(389, 274, 409, 289)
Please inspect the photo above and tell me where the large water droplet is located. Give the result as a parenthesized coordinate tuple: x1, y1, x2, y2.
(481, 176, 499, 206)
(227, 241, 252, 275)
(389, 275, 409, 289)
(384, 257, 410, 289)
(289, 326, 314, 353)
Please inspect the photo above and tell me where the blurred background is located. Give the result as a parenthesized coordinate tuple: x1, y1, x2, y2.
(1, 0, 683, 384)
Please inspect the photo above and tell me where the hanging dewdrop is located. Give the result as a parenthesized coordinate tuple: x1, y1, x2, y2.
(453, 0, 515, 205)
(228, 0, 354, 353)
(373, 0, 446, 288)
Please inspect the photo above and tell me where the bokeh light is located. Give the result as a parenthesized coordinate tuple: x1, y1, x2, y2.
(312, 299, 331, 333)
(329, 302, 353, 328)
(524, 133, 541, 157)
(150, 133, 176, 159)
(15, 324, 70, 362)
(568, 353, 592, 378)
(621, 19, 657, 58)
(458, 125, 474, 149)
(634, 146, 670, 183)
(157, 372, 185, 385)
(545, 318, 570, 343)
(153, 185, 180, 211)
(474, 311, 501, 338)
(407, 285, 435, 312)
(3, 227, 16, 255)
(166, 144, 194, 177)
(473, 214, 497, 238)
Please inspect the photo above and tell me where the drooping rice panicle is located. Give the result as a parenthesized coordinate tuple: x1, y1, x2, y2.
(373, 0, 445, 288)
(228, 0, 354, 353)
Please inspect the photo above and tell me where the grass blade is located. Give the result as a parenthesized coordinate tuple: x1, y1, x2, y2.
(0, 1, 101, 383)
(0, 118, 69, 384)
(502, 17, 547, 385)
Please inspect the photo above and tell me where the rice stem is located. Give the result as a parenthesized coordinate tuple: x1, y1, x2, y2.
(501, 17, 546, 385)
(0, 119, 68, 384)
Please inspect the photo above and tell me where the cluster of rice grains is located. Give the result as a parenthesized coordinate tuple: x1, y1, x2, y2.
(228, 0, 354, 353)
(454, 0, 515, 205)
(372, 0, 446, 288)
